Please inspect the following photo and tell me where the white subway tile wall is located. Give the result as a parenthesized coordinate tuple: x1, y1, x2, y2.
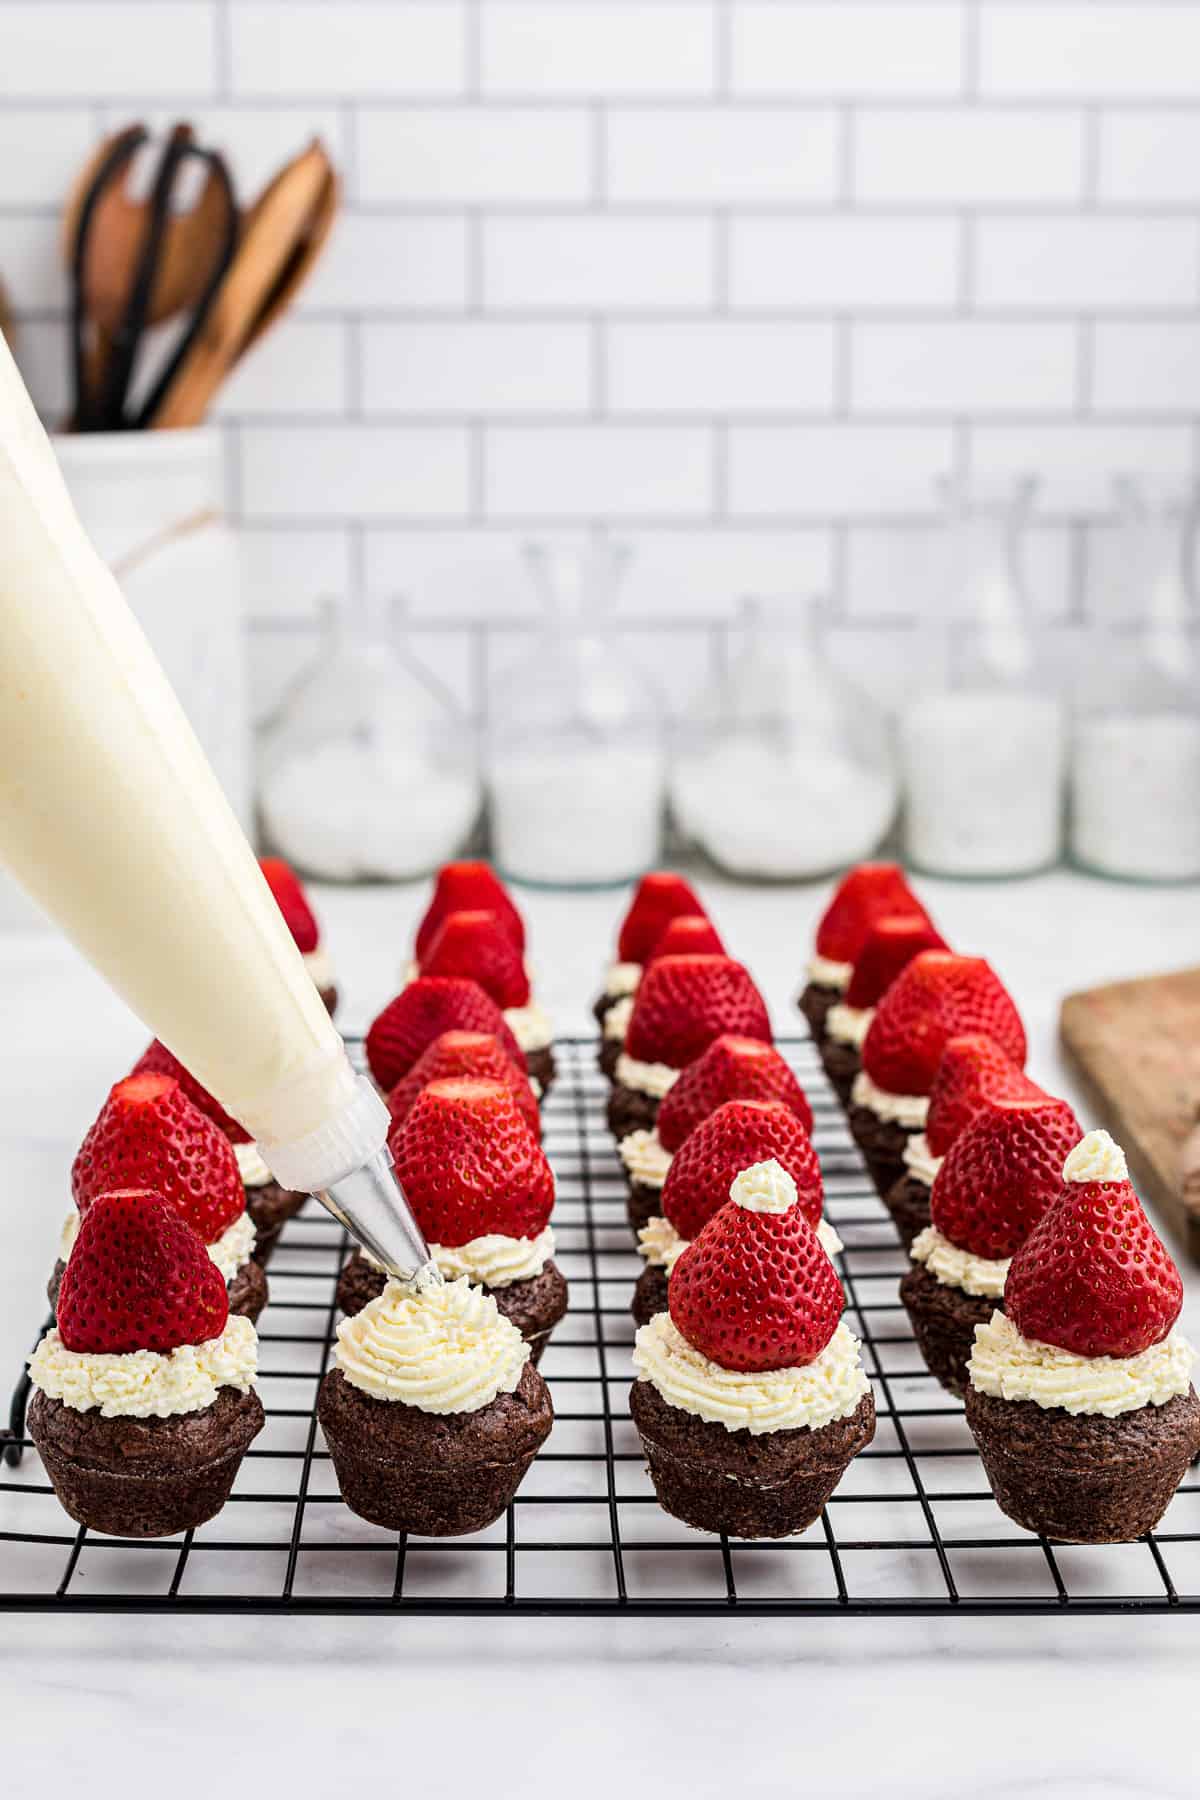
(3, 0, 1199, 725)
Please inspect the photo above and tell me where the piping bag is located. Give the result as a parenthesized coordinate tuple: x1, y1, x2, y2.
(0, 335, 431, 1282)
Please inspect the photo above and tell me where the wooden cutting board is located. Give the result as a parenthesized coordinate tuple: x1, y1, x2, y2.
(1060, 966, 1200, 1264)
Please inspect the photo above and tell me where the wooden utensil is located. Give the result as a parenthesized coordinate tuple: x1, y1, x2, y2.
(148, 139, 337, 430)
(1060, 966, 1200, 1262)
(240, 156, 339, 355)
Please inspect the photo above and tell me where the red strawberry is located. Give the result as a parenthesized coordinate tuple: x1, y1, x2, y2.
(617, 872, 707, 964)
(844, 914, 947, 1009)
(661, 1099, 823, 1241)
(625, 955, 770, 1070)
(1006, 1150, 1183, 1359)
(130, 1040, 250, 1145)
(420, 908, 531, 1008)
(815, 863, 929, 963)
(657, 1035, 813, 1153)
(57, 1189, 230, 1356)
(389, 1077, 554, 1247)
(669, 1172, 843, 1373)
(366, 978, 524, 1092)
(646, 914, 726, 964)
(72, 1073, 245, 1246)
(861, 953, 1026, 1098)
(258, 856, 319, 953)
(386, 1029, 540, 1137)
(415, 862, 525, 963)
(930, 1096, 1082, 1260)
(925, 1033, 1045, 1157)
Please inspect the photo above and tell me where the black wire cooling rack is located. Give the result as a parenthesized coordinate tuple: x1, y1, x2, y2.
(3, 1034, 1199, 1616)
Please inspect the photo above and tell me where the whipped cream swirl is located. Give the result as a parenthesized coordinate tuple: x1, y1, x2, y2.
(604, 961, 641, 999)
(334, 1275, 529, 1413)
(911, 1225, 1008, 1300)
(851, 1070, 929, 1129)
(634, 1313, 868, 1435)
(504, 999, 554, 1053)
(302, 944, 334, 991)
(368, 1226, 555, 1289)
(618, 1127, 672, 1190)
(1063, 1128, 1126, 1185)
(604, 995, 635, 1042)
(615, 1052, 680, 1100)
(902, 1132, 943, 1188)
(826, 1003, 874, 1048)
(29, 1315, 258, 1419)
(807, 953, 853, 991)
(234, 1139, 274, 1189)
(968, 1311, 1195, 1418)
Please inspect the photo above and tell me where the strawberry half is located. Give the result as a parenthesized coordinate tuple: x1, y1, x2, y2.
(815, 863, 929, 963)
(625, 955, 770, 1070)
(130, 1040, 250, 1145)
(925, 1034, 1045, 1158)
(669, 1167, 843, 1373)
(844, 914, 947, 1009)
(420, 908, 531, 1008)
(661, 1099, 824, 1241)
(57, 1189, 230, 1356)
(258, 856, 319, 953)
(1006, 1156, 1183, 1359)
(861, 952, 1026, 1098)
(930, 1096, 1082, 1260)
(646, 914, 726, 964)
(386, 1029, 540, 1137)
(617, 872, 706, 964)
(72, 1073, 246, 1246)
(389, 1076, 554, 1246)
(415, 862, 525, 963)
(366, 977, 524, 1092)
(656, 1035, 813, 1154)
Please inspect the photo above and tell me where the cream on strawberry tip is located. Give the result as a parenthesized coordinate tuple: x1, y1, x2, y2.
(639, 1158, 842, 1273)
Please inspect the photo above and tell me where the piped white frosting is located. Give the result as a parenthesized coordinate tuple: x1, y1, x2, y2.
(1063, 1129, 1127, 1185)
(902, 1132, 944, 1188)
(911, 1225, 1009, 1300)
(615, 1052, 680, 1100)
(234, 1139, 273, 1189)
(618, 1127, 672, 1190)
(504, 999, 554, 1053)
(852, 1069, 929, 1129)
(826, 1003, 875, 1048)
(334, 1275, 529, 1413)
(367, 1226, 555, 1289)
(302, 944, 334, 991)
(807, 954, 853, 991)
(968, 1310, 1194, 1418)
(29, 1315, 258, 1419)
(604, 994, 635, 1042)
(604, 961, 641, 999)
(633, 1313, 868, 1435)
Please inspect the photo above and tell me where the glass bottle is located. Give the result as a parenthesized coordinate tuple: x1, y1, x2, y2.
(487, 535, 665, 888)
(258, 593, 481, 880)
(898, 475, 1065, 878)
(671, 594, 897, 880)
(1069, 477, 1200, 882)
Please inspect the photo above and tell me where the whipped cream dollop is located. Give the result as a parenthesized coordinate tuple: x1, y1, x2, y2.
(604, 994, 635, 1042)
(367, 1226, 555, 1289)
(234, 1139, 274, 1189)
(335, 1274, 529, 1413)
(58, 1207, 257, 1283)
(615, 1053, 680, 1100)
(604, 961, 641, 999)
(911, 1225, 1009, 1300)
(902, 1132, 944, 1189)
(302, 944, 334, 991)
(633, 1313, 868, 1435)
(852, 1070, 929, 1129)
(732, 1158, 798, 1214)
(29, 1315, 258, 1419)
(807, 953, 853, 991)
(1063, 1128, 1127, 1185)
(638, 1210, 842, 1273)
(619, 1127, 672, 1190)
(968, 1310, 1195, 1418)
(504, 999, 554, 1053)
(826, 1003, 875, 1049)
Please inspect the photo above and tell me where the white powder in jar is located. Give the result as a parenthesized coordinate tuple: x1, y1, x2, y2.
(490, 744, 664, 886)
(1070, 714, 1200, 881)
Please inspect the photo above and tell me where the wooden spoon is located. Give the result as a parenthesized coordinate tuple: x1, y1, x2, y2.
(148, 139, 337, 430)
(239, 156, 339, 356)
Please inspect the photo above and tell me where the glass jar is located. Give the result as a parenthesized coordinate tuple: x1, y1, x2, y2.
(258, 594, 481, 880)
(1069, 477, 1200, 882)
(671, 594, 897, 880)
(898, 475, 1065, 878)
(487, 536, 665, 888)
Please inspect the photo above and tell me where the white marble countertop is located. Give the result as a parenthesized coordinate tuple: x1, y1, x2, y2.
(1, 868, 1199, 1795)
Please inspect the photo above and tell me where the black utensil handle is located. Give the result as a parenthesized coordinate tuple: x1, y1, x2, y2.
(69, 123, 147, 432)
(134, 148, 239, 432)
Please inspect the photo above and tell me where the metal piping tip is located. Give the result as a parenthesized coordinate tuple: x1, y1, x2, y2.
(315, 1144, 435, 1284)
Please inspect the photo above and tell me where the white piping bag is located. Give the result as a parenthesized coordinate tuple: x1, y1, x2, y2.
(0, 335, 429, 1280)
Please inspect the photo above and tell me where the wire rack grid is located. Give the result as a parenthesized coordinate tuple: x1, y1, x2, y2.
(3, 1034, 1199, 1616)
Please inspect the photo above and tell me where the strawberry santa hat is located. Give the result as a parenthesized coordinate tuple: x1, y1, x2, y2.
(861, 952, 1027, 1099)
(415, 861, 525, 964)
(812, 864, 931, 969)
(366, 976, 524, 1093)
(389, 1076, 554, 1248)
(386, 1029, 539, 1137)
(419, 908, 531, 1009)
(928, 1095, 1083, 1263)
(72, 1073, 247, 1248)
(57, 1188, 231, 1357)
(660, 1099, 824, 1243)
(616, 872, 707, 964)
(624, 955, 771, 1072)
(925, 1034, 1045, 1158)
(656, 1035, 813, 1154)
